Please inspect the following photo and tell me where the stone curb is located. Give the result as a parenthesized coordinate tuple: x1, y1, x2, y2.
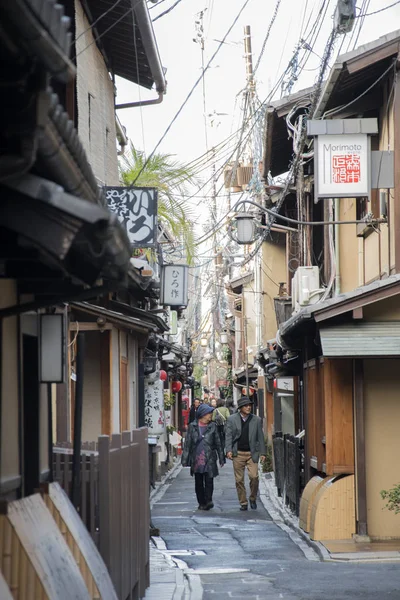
(150, 459, 183, 506)
(150, 463, 204, 599)
(258, 471, 329, 562)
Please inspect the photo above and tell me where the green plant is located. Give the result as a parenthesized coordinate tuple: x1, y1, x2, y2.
(166, 425, 176, 436)
(120, 145, 200, 264)
(164, 391, 175, 409)
(381, 484, 400, 514)
(262, 443, 273, 473)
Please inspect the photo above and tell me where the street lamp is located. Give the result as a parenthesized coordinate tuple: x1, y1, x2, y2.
(200, 336, 208, 347)
(235, 212, 258, 245)
(220, 330, 229, 345)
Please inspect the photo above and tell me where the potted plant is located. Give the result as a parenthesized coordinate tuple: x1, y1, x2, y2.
(381, 484, 400, 514)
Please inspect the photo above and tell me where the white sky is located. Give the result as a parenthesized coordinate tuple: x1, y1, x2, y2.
(116, 0, 400, 168)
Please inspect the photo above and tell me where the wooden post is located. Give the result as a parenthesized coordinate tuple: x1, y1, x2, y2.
(98, 435, 111, 570)
(354, 359, 368, 537)
(47, 383, 53, 482)
(71, 332, 85, 511)
(138, 364, 145, 428)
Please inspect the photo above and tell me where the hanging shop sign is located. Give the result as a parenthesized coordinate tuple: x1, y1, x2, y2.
(307, 118, 384, 201)
(315, 133, 370, 199)
(144, 373, 165, 435)
(161, 264, 189, 307)
(105, 186, 158, 248)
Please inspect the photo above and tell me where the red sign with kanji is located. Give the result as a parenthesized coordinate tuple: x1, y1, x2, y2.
(332, 154, 361, 184)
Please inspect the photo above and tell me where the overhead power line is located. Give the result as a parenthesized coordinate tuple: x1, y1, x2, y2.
(152, 0, 184, 22)
(358, 0, 400, 17)
(129, 0, 253, 188)
(253, 0, 282, 75)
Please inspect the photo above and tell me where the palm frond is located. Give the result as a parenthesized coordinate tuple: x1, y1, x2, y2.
(120, 144, 201, 264)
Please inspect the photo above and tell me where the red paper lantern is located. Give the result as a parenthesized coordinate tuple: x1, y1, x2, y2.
(172, 380, 182, 393)
(242, 387, 254, 396)
(160, 370, 168, 381)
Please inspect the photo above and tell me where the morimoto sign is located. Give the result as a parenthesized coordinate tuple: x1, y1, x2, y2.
(316, 133, 370, 199)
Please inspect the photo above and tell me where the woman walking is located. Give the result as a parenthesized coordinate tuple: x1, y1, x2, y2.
(181, 404, 225, 511)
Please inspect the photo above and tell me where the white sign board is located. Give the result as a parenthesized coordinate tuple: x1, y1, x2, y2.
(316, 133, 370, 198)
(144, 374, 165, 435)
(161, 264, 189, 307)
(276, 377, 294, 393)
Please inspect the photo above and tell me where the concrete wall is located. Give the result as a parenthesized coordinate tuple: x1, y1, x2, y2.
(0, 280, 19, 495)
(261, 239, 287, 340)
(243, 284, 256, 358)
(363, 296, 400, 321)
(364, 359, 400, 538)
(75, 0, 120, 186)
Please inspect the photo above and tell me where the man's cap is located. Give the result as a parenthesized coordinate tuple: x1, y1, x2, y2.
(197, 404, 214, 419)
(237, 396, 254, 409)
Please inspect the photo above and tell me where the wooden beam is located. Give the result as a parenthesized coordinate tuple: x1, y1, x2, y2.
(69, 322, 112, 331)
(314, 281, 400, 322)
(354, 359, 368, 536)
(346, 42, 400, 74)
(352, 307, 363, 319)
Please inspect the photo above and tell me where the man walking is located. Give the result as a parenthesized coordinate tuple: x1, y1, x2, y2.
(189, 398, 201, 424)
(225, 397, 266, 511)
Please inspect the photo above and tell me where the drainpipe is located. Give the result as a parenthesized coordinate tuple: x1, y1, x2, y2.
(335, 197, 341, 296)
(115, 115, 128, 156)
(116, 92, 164, 110)
(116, 0, 166, 110)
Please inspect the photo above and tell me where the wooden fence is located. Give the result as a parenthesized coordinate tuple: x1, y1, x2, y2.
(53, 428, 150, 600)
(272, 432, 303, 516)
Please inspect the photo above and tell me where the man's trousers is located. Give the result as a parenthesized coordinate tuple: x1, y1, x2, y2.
(232, 451, 259, 506)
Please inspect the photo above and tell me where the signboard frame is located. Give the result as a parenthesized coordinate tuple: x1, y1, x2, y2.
(160, 264, 189, 307)
(105, 186, 158, 248)
(315, 133, 371, 201)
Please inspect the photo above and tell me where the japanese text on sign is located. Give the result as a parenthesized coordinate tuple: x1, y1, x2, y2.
(161, 264, 189, 307)
(332, 154, 361, 184)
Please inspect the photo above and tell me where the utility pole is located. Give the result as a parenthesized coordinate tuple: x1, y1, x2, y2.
(244, 25, 255, 98)
(195, 10, 208, 152)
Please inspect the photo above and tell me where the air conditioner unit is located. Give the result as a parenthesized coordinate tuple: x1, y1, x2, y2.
(291, 266, 321, 312)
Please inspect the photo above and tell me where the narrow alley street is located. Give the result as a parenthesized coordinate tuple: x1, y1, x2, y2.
(151, 463, 400, 600)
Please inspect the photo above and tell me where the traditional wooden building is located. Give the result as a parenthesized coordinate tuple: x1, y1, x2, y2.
(262, 29, 400, 539)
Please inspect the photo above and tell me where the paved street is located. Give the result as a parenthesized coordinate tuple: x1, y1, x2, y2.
(151, 462, 400, 599)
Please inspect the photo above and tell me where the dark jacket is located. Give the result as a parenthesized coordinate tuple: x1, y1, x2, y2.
(225, 412, 266, 463)
(181, 420, 225, 477)
(188, 405, 198, 424)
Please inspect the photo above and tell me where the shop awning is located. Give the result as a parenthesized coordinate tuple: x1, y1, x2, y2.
(319, 322, 400, 357)
(71, 301, 168, 334)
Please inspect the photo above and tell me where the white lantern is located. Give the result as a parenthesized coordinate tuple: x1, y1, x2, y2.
(235, 212, 256, 244)
(220, 331, 229, 345)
